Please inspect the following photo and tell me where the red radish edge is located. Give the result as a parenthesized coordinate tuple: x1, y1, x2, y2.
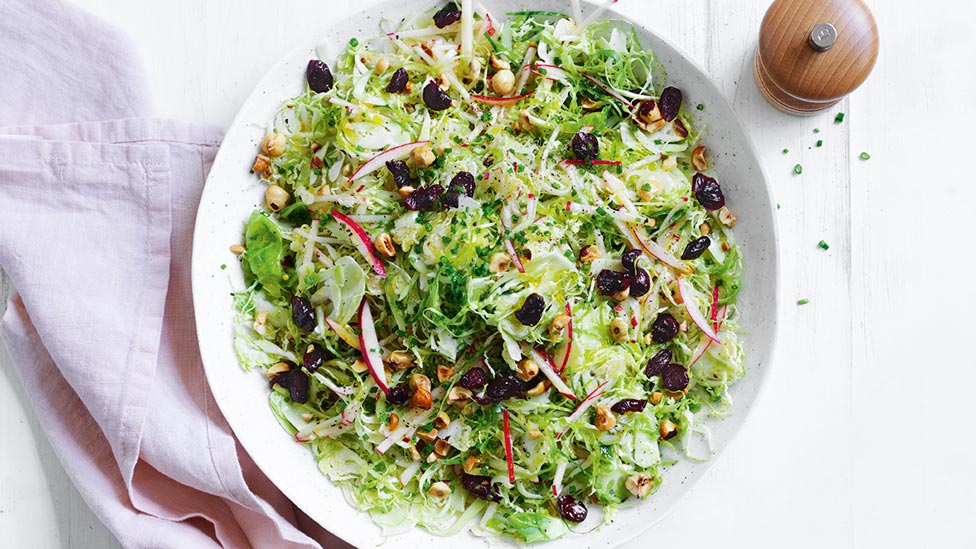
(677, 277, 721, 344)
(530, 347, 578, 401)
(504, 239, 525, 273)
(690, 305, 727, 367)
(551, 461, 567, 496)
(530, 63, 568, 82)
(471, 92, 533, 106)
(325, 317, 362, 350)
(331, 209, 386, 278)
(557, 381, 608, 440)
(357, 298, 390, 395)
(557, 302, 574, 373)
(710, 284, 720, 327)
(502, 410, 515, 483)
(562, 159, 622, 166)
(581, 73, 635, 108)
(631, 227, 691, 274)
(349, 140, 428, 182)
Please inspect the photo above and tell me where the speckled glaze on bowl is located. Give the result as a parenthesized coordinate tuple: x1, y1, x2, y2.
(191, 1, 780, 547)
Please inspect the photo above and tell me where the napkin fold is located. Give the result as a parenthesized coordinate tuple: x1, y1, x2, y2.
(0, 1, 345, 547)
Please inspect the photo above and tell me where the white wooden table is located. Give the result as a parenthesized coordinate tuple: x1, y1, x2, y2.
(2, 0, 974, 547)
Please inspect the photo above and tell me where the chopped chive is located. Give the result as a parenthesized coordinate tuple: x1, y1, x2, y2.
(696, 103, 704, 111)
(782, 148, 789, 154)
(776, 203, 781, 210)
(818, 240, 829, 250)
(793, 164, 803, 175)
(816, 139, 823, 147)
(349, 38, 359, 48)
(813, 128, 820, 134)
(859, 151, 871, 160)
(220, 264, 227, 270)
(834, 112, 845, 123)
(797, 299, 809, 305)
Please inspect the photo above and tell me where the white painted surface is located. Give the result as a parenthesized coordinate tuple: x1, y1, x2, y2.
(1, 1, 973, 548)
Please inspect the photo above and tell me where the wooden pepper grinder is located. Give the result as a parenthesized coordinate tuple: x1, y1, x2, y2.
(754, 0, 879, 115)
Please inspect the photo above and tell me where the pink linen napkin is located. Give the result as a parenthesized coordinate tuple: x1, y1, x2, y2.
(0, 1, 348, 548)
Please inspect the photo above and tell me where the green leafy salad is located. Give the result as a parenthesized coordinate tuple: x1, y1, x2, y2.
(232, 1, 745, 542)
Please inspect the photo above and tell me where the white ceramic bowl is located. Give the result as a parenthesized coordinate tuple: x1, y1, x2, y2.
(191, 2, 779, 547)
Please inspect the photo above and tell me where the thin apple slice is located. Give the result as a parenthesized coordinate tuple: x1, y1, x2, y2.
(556, 380, 608, 440)
(357, 298, 389, 395)
(677, 277, 721, 344)
(324, 317, 361, 351)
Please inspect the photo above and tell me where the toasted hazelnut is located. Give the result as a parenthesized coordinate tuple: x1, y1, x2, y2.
(722, 241, 731, 251)
(610, 318, 630, 342)
(594, 405, 616, 431)
(398, 185, 416, 198)
(626, 474, 654, 498)
(527, 429, 543, 440)
(700, 221, 712, 236)
(417, 428, 439, 443)
(447, 386, 473, 406)
(265, 184, 290, 212)
(408, 373, 431, 393)
(351, 358, 368, 373)
(428, 481, 451, 498)
(649, 391, 664, 405)
(388, 412, 400, 431)
(489, 252, 512, 273)
(718, 206, 736, 227)
(463, 455, 482, 473)
(426, 452, 441, 464)
(549, 314, 571, 340)
(434, 411, 451, 429)
(266, 361, 291, 379)
(526, 381, 547, 397)
(579, 244, 602, 265)
(261, 133, 287, 157)
(691, 146, 708, 171)
(410, 143, 436, 168)
(252, 154, 272, 178)
(436, 365, 454, 383)
(638, 178, 661, 201)
(468, 58, 482, 77)
(491, 69, 515, 95)
(666, 390, 687, 400)
(252, 310, 269, 334)
(374, 233, 396, 257)
(387, 350, 415, 371)
(662, 155, 677, 171)
(659, 418, 678, 440)
(374, 57, 390, 75)
(411, 389, 433, 410)
(515, 358, 540, 382)
(611, 286, 631, 302)
(489, 54, 511, 70)
(230, 244, 245, 255)
(408, 446, 422, 461)
(433, 439, 451, 456)
(637, 118, 667, 133)
(518, 109, 533, 131)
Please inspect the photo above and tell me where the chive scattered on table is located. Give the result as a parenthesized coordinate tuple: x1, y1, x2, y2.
(793, 164, 803, 175)
(818, 240, 829, 250)
(859, 151, 871, 160)
(797, 299, 809, 305)
(834, 112, 845, 123)
(813, 128, 820, 134)
(696, 103, 704, 111)
(782, 148, 789, 154)
(816, 139, 823, 147)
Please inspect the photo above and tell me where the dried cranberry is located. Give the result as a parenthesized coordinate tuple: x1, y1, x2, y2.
(386, 385, 409, 405)
(484, 372, 526, 403)
(673, 118, 688, 138)
(611, 399, 648, 414)
(459, 367, 487, 390)
(621, 249, 643, 271)
(443, 171, 475, 208)
(571, 132, 599, 162)
(403, 184, 444, 211)
(269, 365, 294, 390)
(693, 173, 725, 210)
(432, 5, 462, 28)
(514, 293, 546, 326)
(386, 67, 408, 93)
(288, 369, 310, 403)
(596, 269, 631, 296)
(645, 348, 672, 377)
(386, 160, 413, 188)
(661, 364, 690, 391)
(629, 267, 650, 297)
(461, 473, 502, 502)
(651, 313, 679, 343)
(658, 86, 682, 121)
(291, 296, 317, 332)
(302, 343, 330, 372)
(681, 236, 711, 260)
(423, 81, 453, 111)
(306, 60, 334, 93)
(556, 495, 588, 523)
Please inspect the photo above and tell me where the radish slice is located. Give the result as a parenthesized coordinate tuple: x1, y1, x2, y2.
(331, 209, 386, 278)
(504, 239, 525, 273)
(557, 381, 608, 439)
(581, 72, 634, 108)
(357, 298, 389, 395)
(471, 92, 534, 106)
(399, 461, 421, 486)
(531, 63, 568, 82)
(677, 277, 721, 344)
(377, 408, 434, 454)
(631, 227, 692, 274)
(552, 302, 574, 373)
(690, 305, 727, 367)
(324, 317, 361, 351)
(566, 201, 641, 223)
(710, 284, 720, 327)
(551, 461, 567, 496)
(527, 347, 578, 400)
(562, 159, 621, 166)
(349, 141, 429, 182)
(502, 409, 515, 483)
